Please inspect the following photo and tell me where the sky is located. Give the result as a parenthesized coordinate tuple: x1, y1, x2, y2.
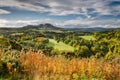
(0, 0, 120, 28)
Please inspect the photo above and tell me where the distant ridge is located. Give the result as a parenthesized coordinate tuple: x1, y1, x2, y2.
(65, 27, 120, 32)
(0, 23, 120, 32)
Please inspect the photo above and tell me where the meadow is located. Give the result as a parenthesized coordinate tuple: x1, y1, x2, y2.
(79, 35, 96, 40)
(47, 39, 74, 51)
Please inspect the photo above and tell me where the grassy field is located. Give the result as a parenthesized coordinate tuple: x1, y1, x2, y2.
(47, 39, 74, 51)
(80, 35, 96, 40)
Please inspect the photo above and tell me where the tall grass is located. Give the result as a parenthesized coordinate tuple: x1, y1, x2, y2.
(0, 49, 119, 80)
(20, 51, 120, 80)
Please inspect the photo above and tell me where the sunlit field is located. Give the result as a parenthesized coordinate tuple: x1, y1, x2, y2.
(79, 36, 96, 40)
(47, 39, 74, 51)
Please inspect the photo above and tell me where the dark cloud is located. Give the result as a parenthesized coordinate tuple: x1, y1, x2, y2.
(0, 0, 120, 16)
(109, 1, 120, 6)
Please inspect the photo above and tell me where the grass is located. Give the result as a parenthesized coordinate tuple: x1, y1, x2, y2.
(10, 33, 24, 36)
(0, 50, 120, 80)
(47, 39, 74, 51)
(0, 78, 10, 80)
(0, 35, 3, 38)
(19, 52, 120, 80)
(80, 35, 96, 40)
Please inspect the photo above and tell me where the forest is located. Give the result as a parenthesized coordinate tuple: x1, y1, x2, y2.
(0, 27, 120, 80)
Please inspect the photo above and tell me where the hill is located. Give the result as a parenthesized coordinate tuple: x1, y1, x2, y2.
(0, 23, 120, 32)
(21, 23, 61, 30)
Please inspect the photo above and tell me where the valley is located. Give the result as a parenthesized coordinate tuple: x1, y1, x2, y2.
(0, 24, 120, 80)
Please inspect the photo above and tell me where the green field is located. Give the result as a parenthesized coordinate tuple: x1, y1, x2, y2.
(80, 35, 96, 40)
(47, 39, 74, 51)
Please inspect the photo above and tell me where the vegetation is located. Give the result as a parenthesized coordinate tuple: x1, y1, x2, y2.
(47, 39, 74, 51)
(0, 50, 120, 80)
(79, 35, 96, 40)
(0, 27, 120, 80)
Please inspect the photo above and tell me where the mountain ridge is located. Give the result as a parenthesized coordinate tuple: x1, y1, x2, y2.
(0, 23, 120, 32)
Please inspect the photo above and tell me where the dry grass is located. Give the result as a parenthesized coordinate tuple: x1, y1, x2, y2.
(20, 51, 120, 80)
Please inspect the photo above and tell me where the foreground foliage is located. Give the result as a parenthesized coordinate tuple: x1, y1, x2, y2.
(0, 50, 119, 80)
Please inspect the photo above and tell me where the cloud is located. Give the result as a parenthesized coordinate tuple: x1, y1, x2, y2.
(0, 19, 9, 27)
(0, 19, 40, 27)
(0, 0, 120, 17)
(0, 18, 120, 28)
(0, 19, 58, 28)
(61, 18, 120, 28)
(0, 9, 11, 14)
(0, 0, 48, 13)
(0, 0, 120, 28)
